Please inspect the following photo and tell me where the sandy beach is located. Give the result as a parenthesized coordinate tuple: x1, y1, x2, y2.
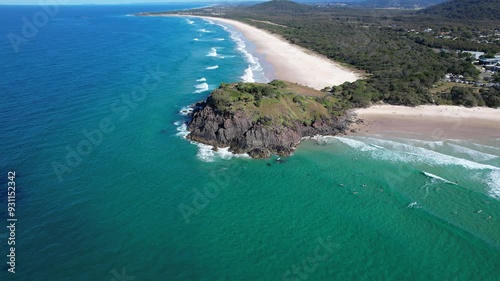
(171, 15, 500, 144)
(194, 16, 361, 90)
(352, 105, 500, 143)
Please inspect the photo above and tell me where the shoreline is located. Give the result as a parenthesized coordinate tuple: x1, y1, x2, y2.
(181, 16, 499, 146)
(176, 15, 361, 90)
(350, 105, 500, 145)
(144, 14, 499, 148)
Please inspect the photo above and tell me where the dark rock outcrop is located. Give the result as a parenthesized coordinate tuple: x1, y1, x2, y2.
(187, 100, 351, 158)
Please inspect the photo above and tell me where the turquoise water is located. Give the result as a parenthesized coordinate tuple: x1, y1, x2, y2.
(0, 4, 499, 281)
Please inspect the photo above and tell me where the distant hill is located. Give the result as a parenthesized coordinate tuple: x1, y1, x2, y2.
(359, 0, 446, 8)
(246, 0, 314, 13)
(418, 0, 500, 20)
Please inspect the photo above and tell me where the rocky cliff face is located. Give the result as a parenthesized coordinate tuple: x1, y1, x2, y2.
(187, 99, 351, 158)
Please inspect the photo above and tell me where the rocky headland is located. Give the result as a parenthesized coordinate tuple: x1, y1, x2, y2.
(186, 80, 354, 158)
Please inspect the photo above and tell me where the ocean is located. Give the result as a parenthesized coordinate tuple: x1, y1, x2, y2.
(0, 4, 499, 281)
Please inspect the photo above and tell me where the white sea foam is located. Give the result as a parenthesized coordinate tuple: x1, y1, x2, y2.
(241, 66, 255, 82)
(186, 19, 194, 24)
(179, 106, 194, 116)
(193, 82, 209, 93)
(487, 171, 500, 199)
(337, 136, 500, 200)
(175, 121, 250, 162)
(369, 144, 385, 150)
(407, 202, 418, 208)
(215, 38, 225, 41)
(198, 28, 211, 33)
(362, 137, 500, 171)
(175, 122, 189, 138)
(395, 138, 499, 163)
(206, 47, 224, 58)
(214, 24, 268, 83)
(203, 21, 266, 81)
(310, 135, 336, 144)
(207, 47, 218, 57)
(196, 145, 250, 162)
(194, 38, 199, 41)
(449, 140, 500, 157)
(447, 143, 498, 162)
(422, 171, 457, 185)
(335, 137, 377, 152)
(206, 65, 219, 70)
(196, 77, 207, 82)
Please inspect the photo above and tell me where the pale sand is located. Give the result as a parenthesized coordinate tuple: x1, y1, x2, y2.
(352, 105, 500, 143)
(194, 16, 361, 90)
(169, 15, 499, 143)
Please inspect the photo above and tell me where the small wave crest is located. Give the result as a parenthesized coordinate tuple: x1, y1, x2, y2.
(198, 28, 211, 33)
(422, 171, 457, 185)
(196, 145, 250, 162)
(186, 19, 194, 24)
(335, 137, 377, 152)
(175, 121, 189, 138)
(174, 121, 249, 162)
(196, 77, 206, 82)
(338, 136, 500, 200)
(447, 143, 499, 162)
(206, 65, 219, 70)
(308, 135, 337, 145)
(204, 19, 215, 25)
(193, 82, 209, 93)
(206, 47, 224, 58)
(241, 66, 254, 82)
(225, 26, 268, 83)
(179, 106, 194, 116)
(207, 47, 217, 57)
(487, 171, 500, 199)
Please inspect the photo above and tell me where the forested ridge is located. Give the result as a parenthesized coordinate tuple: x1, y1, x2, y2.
(418, 0, 500, 20)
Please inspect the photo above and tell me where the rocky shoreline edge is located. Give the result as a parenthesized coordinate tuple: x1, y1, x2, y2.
(183, 97, 362, 159)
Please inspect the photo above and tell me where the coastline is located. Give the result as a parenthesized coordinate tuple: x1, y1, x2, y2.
(350, 105, 500, 145)
(149, 14, 499, 148)
(180, 15, 361, 90)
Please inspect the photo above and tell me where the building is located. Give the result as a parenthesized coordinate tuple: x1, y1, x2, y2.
(462, 51, 484, 60)
(479, 57, 500, 65)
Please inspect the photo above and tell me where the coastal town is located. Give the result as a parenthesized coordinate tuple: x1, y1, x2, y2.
(442, 52, 499, 87)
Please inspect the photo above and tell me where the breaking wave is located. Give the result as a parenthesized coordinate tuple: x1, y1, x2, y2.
(193, 82, 209, 93)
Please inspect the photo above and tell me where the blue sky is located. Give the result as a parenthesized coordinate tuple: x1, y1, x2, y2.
(0, 0, 208, 4)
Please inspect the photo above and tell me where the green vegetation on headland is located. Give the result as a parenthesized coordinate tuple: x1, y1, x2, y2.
(187, 81, 353, 158)
(141, 0, 500, 108)
(209, 80, 349, 123)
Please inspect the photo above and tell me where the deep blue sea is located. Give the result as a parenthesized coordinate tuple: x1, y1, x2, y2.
(1, 4, 500, 281)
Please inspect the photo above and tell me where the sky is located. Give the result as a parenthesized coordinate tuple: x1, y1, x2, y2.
(0, 0, 209, 4)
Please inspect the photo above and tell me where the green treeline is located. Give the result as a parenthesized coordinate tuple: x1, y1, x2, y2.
(232, 16, 479, 106)
(217, 1, 500, 107)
